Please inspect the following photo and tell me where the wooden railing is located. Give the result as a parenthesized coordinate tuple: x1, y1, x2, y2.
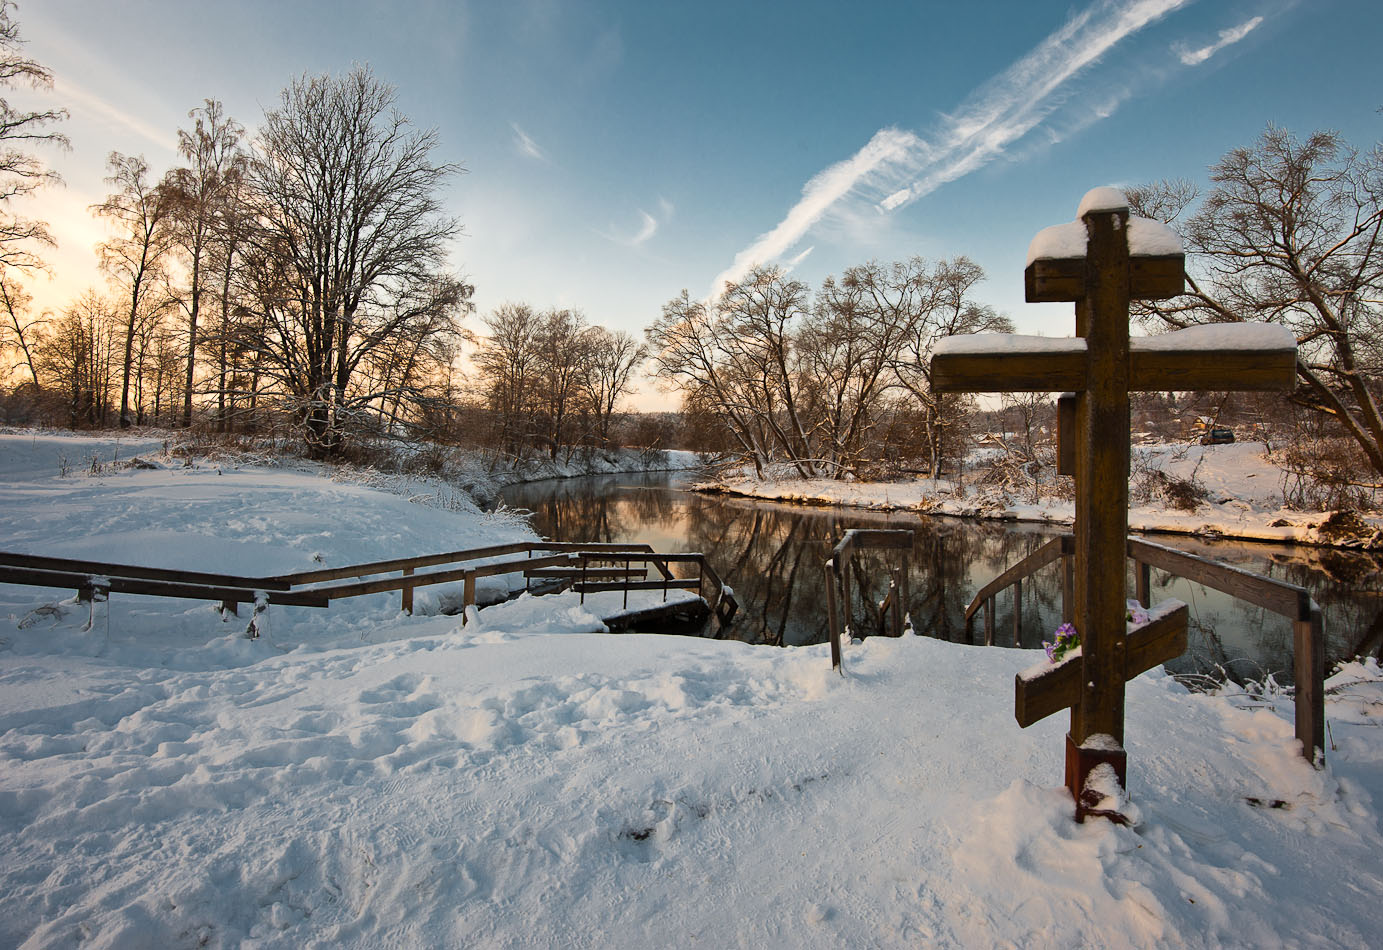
(824, 529, 914, 672)
(959, 532, 1325, 764)
(963, 535, 1072, 646)
(1126, 537, 1324, 764)
(0, 540, 737, 636)
(565, 551, 738, 625)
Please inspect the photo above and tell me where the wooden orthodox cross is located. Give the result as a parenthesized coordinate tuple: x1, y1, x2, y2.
(931, 187, 1297, 822)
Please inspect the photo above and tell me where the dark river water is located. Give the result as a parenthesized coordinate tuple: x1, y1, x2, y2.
(499, 470, 1383, 685)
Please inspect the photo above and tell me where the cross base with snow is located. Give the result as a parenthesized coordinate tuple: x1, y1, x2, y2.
(1016, 600, 1189, 821)
(932, 186, 1297, 822)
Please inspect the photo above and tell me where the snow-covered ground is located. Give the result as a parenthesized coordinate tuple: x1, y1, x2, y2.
(3, 432, 1383, 947)
(703, 441, 1383, 547)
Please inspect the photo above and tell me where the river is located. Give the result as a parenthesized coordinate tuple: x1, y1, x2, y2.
(499, 470, 1383, 685)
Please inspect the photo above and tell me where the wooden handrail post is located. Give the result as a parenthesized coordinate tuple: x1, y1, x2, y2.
(1135, 559, 1151, 608)
(900, 551, 911, 632)
(1012, 578, 1022, 647)
(983, 597, 995, 646)
(825, 559, 843, 672)
(463, 571, 476, 611)
(1062, 553, 1074, 624)
(1295, 603, 1326, 765)
(842, 557, 853, 634)
(401, 566, 414, 614)
(890, 570, 903, 638)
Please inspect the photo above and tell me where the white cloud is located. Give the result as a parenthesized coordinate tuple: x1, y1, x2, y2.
(709, 0, 1208, 298)
(782, 246, 815, 273)
(631, 209, 658, 245)
(1174, 16, 1264, 66)
(511, 122, 547, 161)
(55, 76, 178, 155)
(600, 201, 671, 248)
(708, 126, 921, 296)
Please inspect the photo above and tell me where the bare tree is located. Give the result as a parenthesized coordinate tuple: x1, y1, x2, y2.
(473, 302, 543, 459)
(0, 273, 39, 382)
(245, 65, 463, 456)
(718, 268, 817, 475)
(579, 326, 645, 447)
(803, 260, 931, 475)
(998, 391, 1055, 503)
(33, 290, 117, 428)
(0, 1, 67, 273)
(93, 153, 174, 428)
(890, 257, 1013, 476)
(1130, 126, 1383, 476)
(532, 308, 590, 460)
(647, 289, 776, 475)
(163, 99, 245, 428)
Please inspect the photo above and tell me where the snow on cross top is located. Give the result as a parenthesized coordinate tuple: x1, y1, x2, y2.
(1025, 186, 1184, 266)
(1076, 185, 1129, 217)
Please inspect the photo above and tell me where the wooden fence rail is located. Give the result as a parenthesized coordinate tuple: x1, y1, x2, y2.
(957, 532, 1325, 765)
(824, 529, 914, 671)
(0, 539, 738, 636)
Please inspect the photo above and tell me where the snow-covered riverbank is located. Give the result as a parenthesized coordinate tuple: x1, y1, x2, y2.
(3, 432, 1382, 947)
(700, 441, 1383, 549)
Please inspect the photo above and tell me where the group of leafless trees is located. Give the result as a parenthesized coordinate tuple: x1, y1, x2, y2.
(469, 303, 646, 463)
(0, 2, 657, 462)
(0, 0, 1379, 500)
(0, 3, 480, 456)
(648, 124, 1383, 508)
(3, 65, 470, 457)
(647, 257, 1011, 478)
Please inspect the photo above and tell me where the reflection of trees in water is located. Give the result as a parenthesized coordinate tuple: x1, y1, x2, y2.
(1152, 539, 1383, 679)
(683, 500, 835, 646)
(686, 500, 1072, 650)
(501, 473, 1383, 675)
(513, 474, 684, 544)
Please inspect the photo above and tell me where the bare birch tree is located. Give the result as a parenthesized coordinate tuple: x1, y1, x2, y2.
(1129, 126, 1383, 476)
(0, 1, 66, 273)
(93, 153, 174, 428)
(163, 99, 245, 428)
(245, 66, 463, 456)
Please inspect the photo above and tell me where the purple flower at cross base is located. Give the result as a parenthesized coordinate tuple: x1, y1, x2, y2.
(1044, 622, 1079, 663)
(1126, 599, 1150, 625)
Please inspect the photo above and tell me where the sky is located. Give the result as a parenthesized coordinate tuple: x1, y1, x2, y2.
(10, 0, 1382, 410)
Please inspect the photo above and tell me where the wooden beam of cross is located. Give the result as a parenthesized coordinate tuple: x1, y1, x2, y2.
(930, 187, 1298, 822)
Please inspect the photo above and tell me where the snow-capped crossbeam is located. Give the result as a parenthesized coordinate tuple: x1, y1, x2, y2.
(930, 322, 1297, 393)
(1025, 187, 1185, 303)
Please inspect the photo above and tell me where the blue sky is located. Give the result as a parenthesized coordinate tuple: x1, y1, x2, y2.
(14, 0, 1382, 408)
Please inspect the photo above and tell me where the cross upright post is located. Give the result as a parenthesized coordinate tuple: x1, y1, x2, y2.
(930, 187, 1298, 822)
(1069, 197, 1135, 810)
